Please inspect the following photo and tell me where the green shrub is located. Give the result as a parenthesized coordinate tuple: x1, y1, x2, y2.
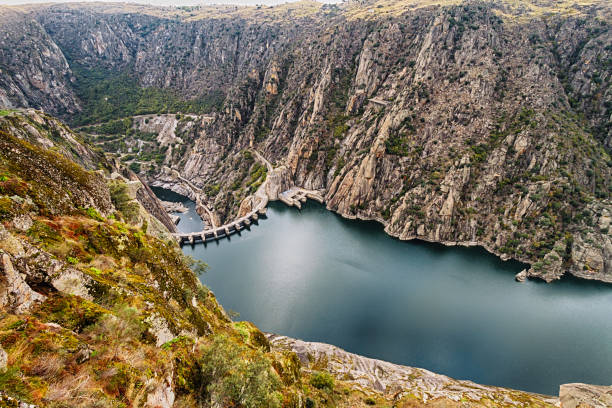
(0, 196, 14, 220)
(182, 254, 209, 276)
(86, 207, 104, 221)
(84, 118, 132, 135)
(71, 66, 225, 126)
(129, 162, 141, 173)
(27, 221, 62, 246)
(385, 131, 410, 156)
(205, 184, 221, 196)
(309, 371, 334, 390)
(199, 335, 281, 408)
(365, 396, 377, 405)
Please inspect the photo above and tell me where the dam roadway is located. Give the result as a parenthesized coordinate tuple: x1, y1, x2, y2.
(176, 205, 268, 245)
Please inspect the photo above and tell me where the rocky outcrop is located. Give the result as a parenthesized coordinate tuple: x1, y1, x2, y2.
(559, 383, 612, 408)
(0, 9, 78, 118)
(269, 334, 560, 406)
(0, 252, 45, 314)
(159, 200, 187, 213)
(145, 373, 175, 408)
(131, 175, 178, 234)
(0, 391, 37, 408)
(0, 345, 7, 371)
(0, 111, 113, 216)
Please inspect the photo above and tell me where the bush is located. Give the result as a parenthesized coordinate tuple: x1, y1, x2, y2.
(129, 162, 141, 173)
(385, 131, 410, 156)
(71, 66, 225, 126)
(199, 335, 281, 408)
(27, 220, 62, 246)
(182, 254, 209, 276)
(86, 207, 104, 221)
(84, 118, 132, 135)
(205, 184, 221, 196)
(309, 371, 334, 390)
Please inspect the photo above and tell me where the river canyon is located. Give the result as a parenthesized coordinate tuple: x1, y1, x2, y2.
(0, 0, 611, 405)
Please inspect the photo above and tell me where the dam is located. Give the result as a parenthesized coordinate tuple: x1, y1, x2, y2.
(175, 206, 268, 244)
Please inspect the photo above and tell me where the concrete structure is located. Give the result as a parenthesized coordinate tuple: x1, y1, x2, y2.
(176, 206, 267, 245)
(173, 149, 324, 246)
(279, 187, 324, 209)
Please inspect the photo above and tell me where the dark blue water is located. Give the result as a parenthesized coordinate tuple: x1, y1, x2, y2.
(168, 194, 612, 396)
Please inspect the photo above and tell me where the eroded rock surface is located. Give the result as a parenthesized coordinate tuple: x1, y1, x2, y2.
(559, 383, 612, 408)
(268, 334, 560, 406)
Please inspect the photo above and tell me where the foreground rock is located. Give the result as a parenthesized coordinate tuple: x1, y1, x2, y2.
(515, 269, 528, 282)
(268, 334, 560, 407)
(559, 383, 612, 408)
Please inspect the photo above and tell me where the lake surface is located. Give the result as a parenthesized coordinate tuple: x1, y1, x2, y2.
(151, 186, 205, 232)
(159, 188, 612, 395)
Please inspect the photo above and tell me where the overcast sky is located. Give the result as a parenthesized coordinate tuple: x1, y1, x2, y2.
(0, 0, 332, 6)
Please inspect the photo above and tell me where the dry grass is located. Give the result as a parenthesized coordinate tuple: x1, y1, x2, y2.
(45, 373, 97, 404)
(492, 0, 611, 23)
(344, 0, 609, 20)
(89, 254, 116, 272)
(6, 0, 323, 24)
(6, 340, 30, 367)
(4, 0, 609, 25)
(345, 0, 462, 20)
(27, 354, 65, 379)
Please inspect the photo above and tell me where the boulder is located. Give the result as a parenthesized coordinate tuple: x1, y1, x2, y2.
(560, 383, 612, 408)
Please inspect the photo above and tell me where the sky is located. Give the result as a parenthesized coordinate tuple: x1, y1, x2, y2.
(0, 0, 326, 5)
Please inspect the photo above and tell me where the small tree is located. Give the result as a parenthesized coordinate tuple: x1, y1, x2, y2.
(309, 371, 334, 390)
(199, 335, 281, 408)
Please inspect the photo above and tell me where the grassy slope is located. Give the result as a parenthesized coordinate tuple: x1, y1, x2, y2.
(0, 111, 400, 407)
(0, 111, 287, 407)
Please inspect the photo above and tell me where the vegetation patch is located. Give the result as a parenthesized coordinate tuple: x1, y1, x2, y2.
(71, 66, 225, 126)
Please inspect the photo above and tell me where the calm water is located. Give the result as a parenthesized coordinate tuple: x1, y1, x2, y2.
(161, 189, 612, 395)
(151, 186, 205, 232)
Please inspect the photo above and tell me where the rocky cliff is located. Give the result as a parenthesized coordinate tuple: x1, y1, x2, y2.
(0, 1, 610, 283)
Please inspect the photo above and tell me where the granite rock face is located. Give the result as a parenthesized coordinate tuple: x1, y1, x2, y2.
(559, 383, 612, 408)
(268, 334, 561, 407)
(0, 9, 79, 116)
(0, 252, 46, 314)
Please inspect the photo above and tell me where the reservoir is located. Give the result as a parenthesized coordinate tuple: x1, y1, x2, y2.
(159, 189, 612, 396)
